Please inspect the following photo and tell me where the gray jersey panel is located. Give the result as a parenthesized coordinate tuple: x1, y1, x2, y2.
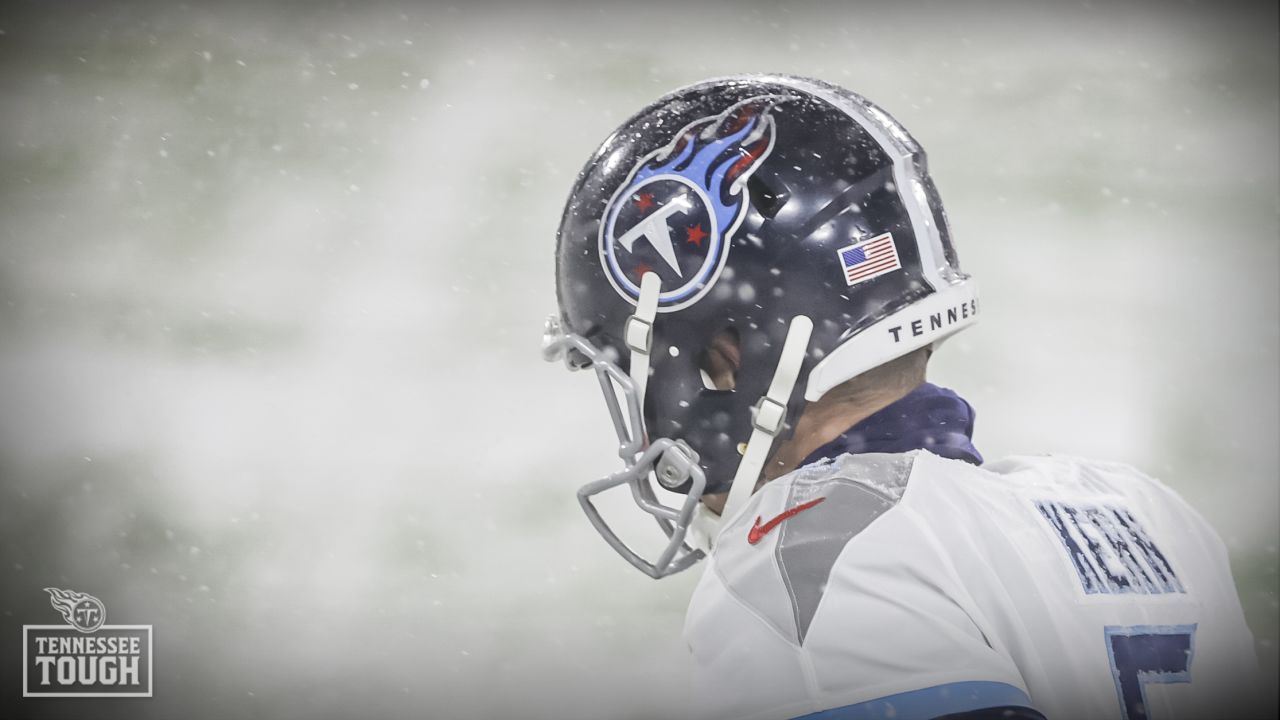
(776, 452, 917, 643)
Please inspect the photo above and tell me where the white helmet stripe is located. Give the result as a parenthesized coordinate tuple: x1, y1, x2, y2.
(766, 74, 954, 293)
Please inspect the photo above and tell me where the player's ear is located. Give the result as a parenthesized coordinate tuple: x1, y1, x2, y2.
(698, 327, 741, 391)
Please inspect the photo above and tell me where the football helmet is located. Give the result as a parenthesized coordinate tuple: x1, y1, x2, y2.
(543, 75, 977, 578)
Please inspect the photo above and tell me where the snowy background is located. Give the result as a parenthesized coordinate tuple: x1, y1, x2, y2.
(0, 2, 1275, 718)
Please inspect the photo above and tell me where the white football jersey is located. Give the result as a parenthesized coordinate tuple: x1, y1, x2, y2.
(683, 450, 1261, 720)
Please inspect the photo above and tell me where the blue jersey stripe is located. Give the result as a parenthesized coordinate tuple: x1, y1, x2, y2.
(792, 681, 1035, 720)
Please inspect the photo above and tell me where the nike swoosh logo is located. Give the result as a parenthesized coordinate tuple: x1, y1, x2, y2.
(747, 497, 826, 545)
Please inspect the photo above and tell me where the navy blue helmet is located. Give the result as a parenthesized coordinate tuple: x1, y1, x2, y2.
(544, 75, 977, 577)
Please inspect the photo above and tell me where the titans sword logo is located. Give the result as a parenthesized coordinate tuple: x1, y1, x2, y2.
(599, 95, 790, 312)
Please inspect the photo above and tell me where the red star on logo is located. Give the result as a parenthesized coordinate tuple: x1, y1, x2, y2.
(685, 223, 708, 247)
(633, 262, 653, 280)
(635, 193, 655, 211)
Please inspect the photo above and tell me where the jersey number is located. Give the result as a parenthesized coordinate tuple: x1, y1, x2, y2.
(1105, 625, 1196, 720)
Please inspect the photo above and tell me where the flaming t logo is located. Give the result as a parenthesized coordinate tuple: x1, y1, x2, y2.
(45, 587, 106, 633)
(614, 194, 694, 277)
(599, 95, 791, 311)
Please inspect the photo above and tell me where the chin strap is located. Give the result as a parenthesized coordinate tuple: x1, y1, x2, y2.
(624, 272, 661, 416)
(685, 502, 720, 554)
(719, 315, 814, 526)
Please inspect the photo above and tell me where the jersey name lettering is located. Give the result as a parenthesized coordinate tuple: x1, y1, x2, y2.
(1035, 500, 1185, 595)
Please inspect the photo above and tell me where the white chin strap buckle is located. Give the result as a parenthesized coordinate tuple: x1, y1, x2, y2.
(752, 396, 787, 435)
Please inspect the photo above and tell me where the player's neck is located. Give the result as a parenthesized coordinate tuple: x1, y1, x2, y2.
(761, 380, 924, 483)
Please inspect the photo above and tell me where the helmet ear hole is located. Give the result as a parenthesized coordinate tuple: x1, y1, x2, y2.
(698, 327, 741, 391)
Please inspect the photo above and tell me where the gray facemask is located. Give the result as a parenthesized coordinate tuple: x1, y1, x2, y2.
(541, 315, 707, 579)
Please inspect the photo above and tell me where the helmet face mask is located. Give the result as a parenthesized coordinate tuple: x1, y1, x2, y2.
(542, 316, 707, 578)
(547, 74, 978, 577)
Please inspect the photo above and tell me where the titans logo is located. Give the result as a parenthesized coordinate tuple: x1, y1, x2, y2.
(599, 95, 789, 311)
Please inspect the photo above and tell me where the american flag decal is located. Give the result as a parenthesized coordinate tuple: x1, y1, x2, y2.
(836, 232, 902, 287)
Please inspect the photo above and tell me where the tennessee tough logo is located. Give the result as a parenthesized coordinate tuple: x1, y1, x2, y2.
(598, 95, 790, 312)
(23, 588, 153, 697)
